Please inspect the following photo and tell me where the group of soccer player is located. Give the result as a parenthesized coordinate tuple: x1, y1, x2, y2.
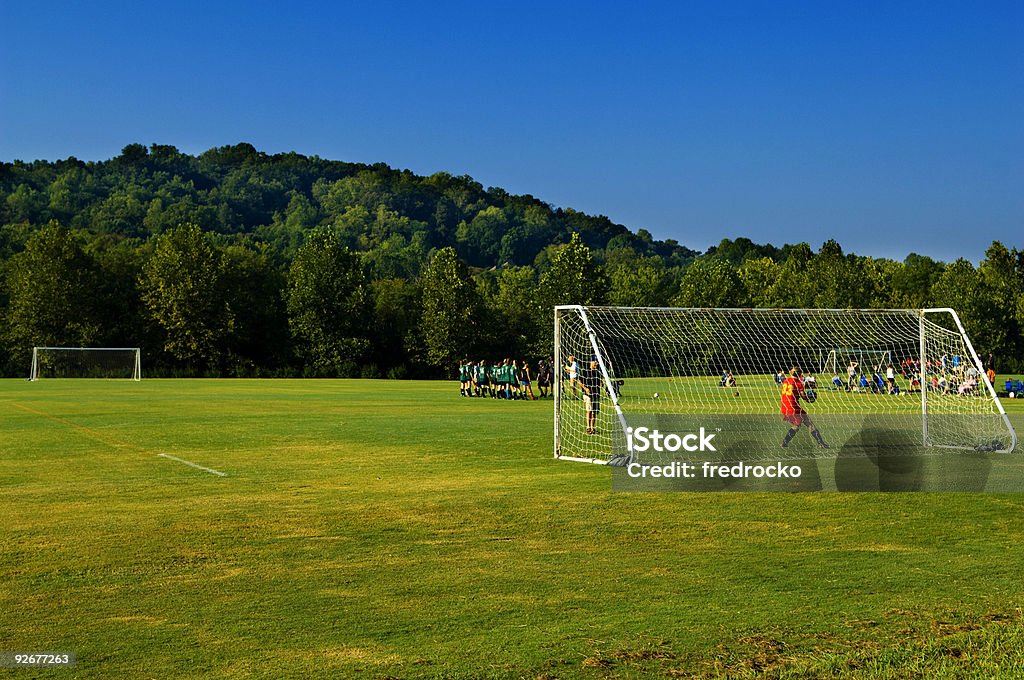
(457, 358, 555, 400)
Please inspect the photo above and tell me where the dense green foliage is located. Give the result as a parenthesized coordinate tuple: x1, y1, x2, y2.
(2, 143, 1023, 376)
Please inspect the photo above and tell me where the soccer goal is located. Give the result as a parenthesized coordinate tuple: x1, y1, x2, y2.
(553, 306, 1016, 464)
(819, 348, 891, 376)
(29, 347, 142, 381)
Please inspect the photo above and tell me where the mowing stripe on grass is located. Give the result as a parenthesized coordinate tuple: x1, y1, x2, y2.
(11, 402, 152, 454)
(12, 402, 228, 477)
(156, 453, 228, 477)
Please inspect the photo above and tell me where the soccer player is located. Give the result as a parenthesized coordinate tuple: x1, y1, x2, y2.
(564, 355, 580, 398)
(519, 359, 537, 400)
(488, 360, 500, 398)
(510, 359, 522, 400)
(495, 359, 507, 399)
(474, 360, 487, 397)
(580, 359, 602, 434)
(536, 358, 550, 398)
(780, 367, 829, 449)
(459, 359, 470, 397)
(502, 358, 514, 400)
(846, 360, 859, 391)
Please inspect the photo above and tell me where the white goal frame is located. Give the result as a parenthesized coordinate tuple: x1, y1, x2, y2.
(553, 306, 1016, 463)
(29, 347, 142, 381)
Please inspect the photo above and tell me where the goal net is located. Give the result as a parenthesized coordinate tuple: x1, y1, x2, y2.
(29, 347, 142, 381)
(553, 307, 1016, 464)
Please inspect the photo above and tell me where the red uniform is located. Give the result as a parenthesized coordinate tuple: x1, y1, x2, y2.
(780, 376, 806, 426)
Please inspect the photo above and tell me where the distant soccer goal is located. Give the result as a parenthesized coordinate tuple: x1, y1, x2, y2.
(818, 348, 891, 376)
(29, 347, 142, 381)
(553, 306, 1016, 464)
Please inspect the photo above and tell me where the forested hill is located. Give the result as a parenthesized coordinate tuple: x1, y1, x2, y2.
(1, 143, 1023, 377)
(0, 142, 696, 269)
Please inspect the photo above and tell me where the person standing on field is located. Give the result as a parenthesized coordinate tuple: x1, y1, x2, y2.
(537, 358, 550, 398)
(565, 355, 579, 398)
(581, 359, 601, 434)
(520, 359, 537, 400)
(458, 359, 470, 397)
(475, 360, 487, 397)
(780, 367, 829, 449)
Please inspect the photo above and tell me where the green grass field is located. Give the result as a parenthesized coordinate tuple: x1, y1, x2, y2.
(3, 379, 1024, 678)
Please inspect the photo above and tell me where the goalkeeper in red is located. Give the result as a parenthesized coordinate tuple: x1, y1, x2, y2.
(780, 367, 829, 449)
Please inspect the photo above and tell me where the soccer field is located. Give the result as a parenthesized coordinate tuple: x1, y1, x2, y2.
(3, 379, 1024, 678)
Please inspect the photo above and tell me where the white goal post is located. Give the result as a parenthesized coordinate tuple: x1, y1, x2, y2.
(29, 347, 142, 381)
(553, 306, 1016, 464)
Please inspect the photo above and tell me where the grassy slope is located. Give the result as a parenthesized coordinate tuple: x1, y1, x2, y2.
(1, 379, 1023, 678)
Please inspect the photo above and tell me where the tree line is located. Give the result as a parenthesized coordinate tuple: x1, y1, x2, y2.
(1, 144, 1023, 377)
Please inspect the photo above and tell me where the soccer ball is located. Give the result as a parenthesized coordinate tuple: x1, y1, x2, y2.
(653, 392, 659, 399)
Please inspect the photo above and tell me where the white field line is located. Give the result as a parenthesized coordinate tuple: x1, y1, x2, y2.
(157, 453, 227, 477)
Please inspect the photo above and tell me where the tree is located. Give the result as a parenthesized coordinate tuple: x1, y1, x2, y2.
(978, 242, 1024, 370)
(534, 232, 607, 353)
(285, 227, 370, 376)
(4, 184, 47, 223)
(773, 243, 814, 307)
(806, 239, 872, 308)
(890, 253, 944, 308)
(602, 249, 675, 307)
(704, 237, 782, 265)
(737, 257, 782, 307)
(222, 241, 289, 374)
(368, 278, 421, 377)
(537, 232, 607, 308)
(671, 258, 741, 308)
(492, 266, 540, 356)
(139, 223, 233, 369)
(3, 221, 101, 362)
(419, 247, 479, 372)
(87, 234, 149, 349)
(90, 187, 149, 236)
(283, 190, 320, 233)
(455, 205, 508, 266)
(930, 258, 997, 358)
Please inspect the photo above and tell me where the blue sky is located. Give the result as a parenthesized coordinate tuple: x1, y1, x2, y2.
(1, 1, 1020, 262)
